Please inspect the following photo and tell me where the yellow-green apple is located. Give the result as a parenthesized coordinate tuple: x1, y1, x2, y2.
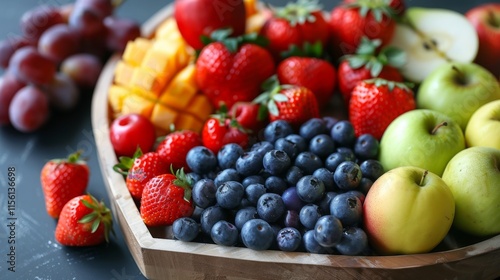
(465, 3, 500, 77)
(465, 100, 500, 149)
(363, 166, 455, 255)
(379, 109, 465, 176)
(442, 146, 500, 236)
(388, 7, 478, 83)
(416, 62, 500, 131)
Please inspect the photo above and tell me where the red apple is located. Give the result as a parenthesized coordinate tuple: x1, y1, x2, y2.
(465, 3, 500, 77)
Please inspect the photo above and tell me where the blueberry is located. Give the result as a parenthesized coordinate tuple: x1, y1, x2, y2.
(241, 219, 274, 250)
(250, 141, 274, 156)
(330, 192, 362, 227)
(309, 134, 336, 159)
(334, 161, 362, 190)
(283, 210, 301, 229)
(210, 220, 239, 246)
(263, 120, 294, 143)
(344, 190, 365, 204)
(312, 168, 335, 191)
(296, 175, 325, 203)
(299, 118, 328, 141)
(303, 229, 328, 254)
(192, 178, 217, 209)
(359, 159, 384, 181)
(285, 134, 307, 153)
(216, 181, 245, 209)
(186, 172, 202, 184)
(214, 168, 240, 187)
(294, 151, 323, 175)
(318, 191, 338, 215)
(245, 183, 266, 205)
(274, 138, 301, 160)
(256, 193, 286, 223)
(336, 147, 356, 162)
(281, 186, 304, 211)
(186, 146, 218, 174)
(235, 206, 258, 231)
(358, 177, 373, 195)
(241, 175, 266, 187)
(200, 206, 228, 235)
(322, 116, 339, 131)
(354, 134, 379, 160)
(264, 175, 287, 194)
(284, 166, 304, 186)
(325, 152, 353, 172)
(330, 120, 356, 148)
(235, 152, 264, 177)
(313, 215, 343, 247)
(217, 143, 244, 169)
(263, 149, 291, 175)
(299, 204, 322, 230)
(276, 227, 302, 252)
(335, 227, 369, 256)
(172, 217, 200, 242)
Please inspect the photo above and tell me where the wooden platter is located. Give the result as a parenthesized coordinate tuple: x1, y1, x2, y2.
(91, 4, 500, 280)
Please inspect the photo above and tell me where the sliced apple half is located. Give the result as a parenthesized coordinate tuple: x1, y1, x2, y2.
(389, 7, 479, 83)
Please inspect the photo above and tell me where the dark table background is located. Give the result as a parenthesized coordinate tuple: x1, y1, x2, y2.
(0, 0, 487, 279)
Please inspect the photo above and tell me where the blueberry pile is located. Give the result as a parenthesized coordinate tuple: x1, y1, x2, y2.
(175, 118, 385, 255)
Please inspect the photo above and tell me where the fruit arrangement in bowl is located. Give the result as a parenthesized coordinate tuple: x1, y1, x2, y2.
(90, 0, 500, 279)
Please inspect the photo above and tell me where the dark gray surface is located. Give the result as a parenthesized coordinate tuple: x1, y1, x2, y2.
(0, 0, 485, 279)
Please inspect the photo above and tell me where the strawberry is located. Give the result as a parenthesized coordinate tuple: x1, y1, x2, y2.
(202, 106, 250, 154)
(337, 37, 405, 104)
(40, 151, 89, 219)
(328, 0, 398, 58)
(113, 149, 169, 201)
(156, 130, 202, 172)
(195, 29, 275, 110)
(140, 168, 194, 227)
(259, 0, 330, 60)
(229, 101, 268, 134)
(55, 194, 114, 246)
(344, 0, 406, 16)
(255, 76, 320, 128)
(277, 56, 336, 106)
(349, 78, 416, 140)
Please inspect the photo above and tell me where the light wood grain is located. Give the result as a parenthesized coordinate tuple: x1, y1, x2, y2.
(91, 4, 500, 280)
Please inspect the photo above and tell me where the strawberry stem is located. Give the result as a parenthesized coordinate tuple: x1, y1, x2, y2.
(79, 194, 114, 243)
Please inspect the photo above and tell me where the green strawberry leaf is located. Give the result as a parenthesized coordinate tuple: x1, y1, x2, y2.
(276, 0, 323, 26)
(273, 93, 289, 102)
(369, 60, 383, 77)
(268, 100, 279, 116)
(381, 46, 406, 68)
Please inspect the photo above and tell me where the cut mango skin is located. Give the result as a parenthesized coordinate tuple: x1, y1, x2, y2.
(108, 18, 212, 136)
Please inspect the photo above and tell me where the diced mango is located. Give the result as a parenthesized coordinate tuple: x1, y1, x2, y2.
(175, 114, 203, 133)
(141, 48, 178, 84)
(113, 61, 134, 87)
(155, 18, 181, 40)
(185, 94, 213, 122)
(108, 85, 130, 113)
(130, 66, 168, 96)
(121, 94, 155, 118)
(244, 0, 258, 18)
(158, 64, 197, 110)
(122, 38, 152, 66)
(150, 103, 178, 133)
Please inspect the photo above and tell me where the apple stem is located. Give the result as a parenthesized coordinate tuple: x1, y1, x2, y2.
(419, 170, 429, 186)
(432, 121, 448, 135)
(488, 10, 500, 28)
(452, 66, 468, 85)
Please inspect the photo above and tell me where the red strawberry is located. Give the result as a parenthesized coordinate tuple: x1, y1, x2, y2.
(255, 76, 320, 128)
(202, 107, 250, 154)
(349, 78, 416, 139)
(113, 149, 169, 201)
(55, 194, 114, 246)
(156, 130, 202, 172)
(329, 0, 398, 58)
(195, 30, 275, 110)
(337, 37, 405, 104)
(259, 0, 330, 60)
(140, 169, 194, 227)
(344, 0, 406, 16)
(40, 151, 89, 219)
(277, 56, 336, 106)
(229, 101, 268, 134)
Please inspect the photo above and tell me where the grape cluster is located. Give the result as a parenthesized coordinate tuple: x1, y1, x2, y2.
(175, 118, 385, 255)
(0, 0, 141, 132)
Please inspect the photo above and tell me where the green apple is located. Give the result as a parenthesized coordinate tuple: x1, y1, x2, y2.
(465, 100, 500, 149)
(442, 146, 500, 236)
(389, 7, 478, 83)
(417, 62, 500, 131)
(379, 109, 465, 177)
(363, 166, 455, 255)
